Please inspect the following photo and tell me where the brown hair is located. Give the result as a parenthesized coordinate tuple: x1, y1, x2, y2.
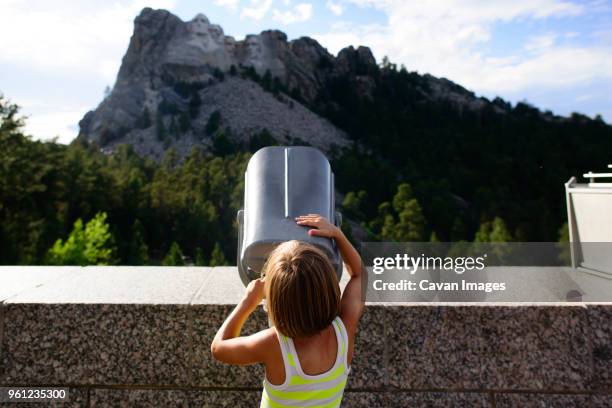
(262, 240, 340, 339)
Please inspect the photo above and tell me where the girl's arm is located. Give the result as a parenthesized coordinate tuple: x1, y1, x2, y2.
(295, 214, 365, 363)
(210, 278, 273, 365)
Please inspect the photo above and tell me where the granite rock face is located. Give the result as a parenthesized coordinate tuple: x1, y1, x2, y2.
(78, 8, 357, 159)
(78, 8, 509, 161)
(116, 76, 350, 160)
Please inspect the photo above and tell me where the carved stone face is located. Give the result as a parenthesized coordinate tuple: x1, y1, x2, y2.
(209, 24, 224, 44)
(224, 36, 236, 53)
(188, 13, 210, 35)
(186, 14, 222, 52)
(245, 35, 263, 61)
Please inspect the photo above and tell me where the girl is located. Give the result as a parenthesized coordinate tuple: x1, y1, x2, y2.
(211, 214, 365, 408)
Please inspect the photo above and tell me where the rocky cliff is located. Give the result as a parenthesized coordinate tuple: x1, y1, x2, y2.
(78, 8, 363, 159)
(77, 8, 510, 160)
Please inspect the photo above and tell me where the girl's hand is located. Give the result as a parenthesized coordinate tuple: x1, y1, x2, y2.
(295, 214, 339, 239)
(243, 278, 265, 309)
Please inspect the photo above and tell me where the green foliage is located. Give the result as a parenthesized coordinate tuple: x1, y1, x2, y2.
(0, 98, 250, 265)
(46, 212, 116, 265)
(290, 87, 303, 103)
(474, 217, 512, 242)
(242, 66, 260, 82)
(450, 218, 467, 241)
(126, 219, 148, 265)
(156, 115, 166, 142)
(262, 69, 272, 91)
(3, 45, 612, 267)
(179, 112, 190, 133)
(375, 183, 426, 241)
(206, 111, 221, 135)
(248, 129, 277, 151)
(169, 115, 178, 136)
(342, 190, 368, 220)
(173, 81, 204, 98)
(158, 100, 179, 115)
(189, 92, 201, 118)
(209, 242, 228, 266)
(212, 130, 237, 156)
(195, 247, 205, 266)
(239, 65, 291, 98)
(322, 56, 612, 241)
(162, 241, 184, 266)
(557, 222, 572, 265)
(558, 222, 569, 242)
(490, 218, 513, 242)
(213, 68, 225, 81)
(139, 107, 152, 129)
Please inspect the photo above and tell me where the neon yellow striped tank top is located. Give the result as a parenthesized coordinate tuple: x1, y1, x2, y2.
(260, 316, 351, 408)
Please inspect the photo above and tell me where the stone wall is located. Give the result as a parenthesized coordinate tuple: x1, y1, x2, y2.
(0, 266, 610, 407)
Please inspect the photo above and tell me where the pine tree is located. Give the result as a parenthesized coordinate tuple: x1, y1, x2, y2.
(189, 92, 201, 118)
(163, 241, 185, 266)
(450, 217, 466, 241)
(179, 112, 190, 133)
(195, 247, 205, 266)
(156, 114, 166, 142)
(209, 242, 227, 266)
(169, 115, 178, 136)
(395, 199, 426, 241)
(262, 69, 272, 91)
(342, 190, 367, 220)
(490, 217, 512, 242)
(140, 107, 151, 129)
(379, 183, 426, 241)
(212, 132, 235, 156)
(46, 212, 116, 265)
(127, 219, 149, 265)
(206, 111, 221, 135)
(475, 217, 512, 242)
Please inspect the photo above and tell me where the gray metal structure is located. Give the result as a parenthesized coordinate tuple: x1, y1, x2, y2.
(237, 146, 342, 286)
(565, 162, 612, 278)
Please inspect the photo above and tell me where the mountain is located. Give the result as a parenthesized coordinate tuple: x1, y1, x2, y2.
(77, 8, 355, 159)
(75, 8, 612, 243)
(77, 8, 501, 159)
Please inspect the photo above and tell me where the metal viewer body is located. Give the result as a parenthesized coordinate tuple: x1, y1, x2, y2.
(237, 146, 342, 286)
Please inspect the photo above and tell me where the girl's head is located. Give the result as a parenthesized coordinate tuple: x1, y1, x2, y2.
(262, 240, 340, 338)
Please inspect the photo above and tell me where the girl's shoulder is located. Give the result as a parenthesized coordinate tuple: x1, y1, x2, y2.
(256, 326, 280, 345)
(255, 327, 282, 358)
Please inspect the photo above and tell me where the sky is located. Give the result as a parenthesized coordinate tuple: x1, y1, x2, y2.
(0, 0, 611, 144)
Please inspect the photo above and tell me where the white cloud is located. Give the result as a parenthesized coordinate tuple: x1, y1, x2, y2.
(326, 0, 343, 16)
(23, 107, 88, 144)
(0, 0, 176, 81)
(241, 0, 273, 20)
(214, 0, 241, 11)
(525, 33, 557, 52)
(575, 93, 594, 102)
(0, 0, 176, 143)
(272, 3, 313, 24)
(313, 0, 612, 96)
(477, 46, 612, 92)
